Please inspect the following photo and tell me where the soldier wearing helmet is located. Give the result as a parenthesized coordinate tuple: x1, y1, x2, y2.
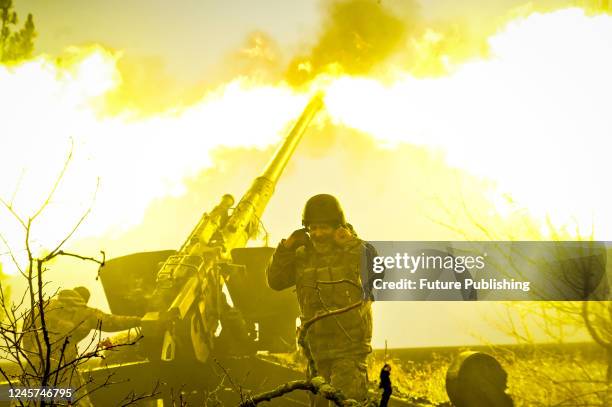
(22, 286, 141, 403)
(24, 286, 141, 360)
(267, 194, 377, 406)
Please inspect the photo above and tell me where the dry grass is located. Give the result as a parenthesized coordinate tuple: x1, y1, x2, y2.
(367, 352, 450, 405)
(497, 348, 607, 407)
(261, 343, 608, 406)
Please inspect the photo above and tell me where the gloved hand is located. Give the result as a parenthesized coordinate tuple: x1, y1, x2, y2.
(283, 228, 310, 249)
(334, 225, 358, 247)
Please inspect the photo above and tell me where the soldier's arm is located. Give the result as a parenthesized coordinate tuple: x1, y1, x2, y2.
(364, 241, 381, 301)
(266, 241, 298, 291)
(89, 309, 141, 332)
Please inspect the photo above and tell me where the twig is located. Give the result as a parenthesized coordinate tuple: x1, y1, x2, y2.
(30, 138, 74, 223)
(298, 301, 363, 377)
(214, 358, 245, 403)
(119, 380, 162, 406)
(240, 301, 368, 406)
(46, 250, 105, 266)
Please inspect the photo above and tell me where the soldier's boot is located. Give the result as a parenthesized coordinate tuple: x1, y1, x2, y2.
(309, 359, 332, 407)
(330, 357, 369, 404)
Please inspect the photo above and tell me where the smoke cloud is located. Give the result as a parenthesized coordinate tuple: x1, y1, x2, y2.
(286, 0, 408, 86)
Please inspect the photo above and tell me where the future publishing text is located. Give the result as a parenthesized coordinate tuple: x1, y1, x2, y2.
(370, 252, 531, 293)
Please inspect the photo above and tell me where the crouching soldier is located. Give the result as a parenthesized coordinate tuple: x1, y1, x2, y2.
(22, 286, 141, 405)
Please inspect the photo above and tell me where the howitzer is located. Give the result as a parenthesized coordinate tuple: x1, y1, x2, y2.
(140, 93, 324, 364)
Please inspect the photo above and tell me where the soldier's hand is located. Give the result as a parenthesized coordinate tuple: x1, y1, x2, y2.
(97, 338, 114, 350)
(334, 225, 357, 247)
(283, 228, 310, 249)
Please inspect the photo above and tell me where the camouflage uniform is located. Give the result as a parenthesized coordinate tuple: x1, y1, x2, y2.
(267, 238, 376, 406)
(22, 289, 140, 405)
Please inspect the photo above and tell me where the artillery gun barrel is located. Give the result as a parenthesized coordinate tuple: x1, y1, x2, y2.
(220, 92, 324, 249)
(146, 92, 325, 363)
(262, 92, 324, 184)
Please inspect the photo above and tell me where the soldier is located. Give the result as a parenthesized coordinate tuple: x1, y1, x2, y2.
(22, 286, 141, 401)
(378, 363, 392, 407)
(267, 194, 377, 406)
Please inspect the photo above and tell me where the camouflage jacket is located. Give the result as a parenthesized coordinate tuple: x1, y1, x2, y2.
(267, 238, 377, 361)
(22, 289, 140, 364)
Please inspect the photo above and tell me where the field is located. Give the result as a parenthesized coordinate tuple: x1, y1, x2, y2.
(369, 342, 608, 406)
(0, 342, 607, 405)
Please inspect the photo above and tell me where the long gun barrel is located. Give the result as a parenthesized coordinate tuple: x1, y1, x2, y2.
(222, 92, 324, 251)
(142, 92, 324, 364)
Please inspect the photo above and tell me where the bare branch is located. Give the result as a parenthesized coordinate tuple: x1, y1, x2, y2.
(0, 196, 27, 231)
(240, 301, 368, 406)
(298, 300, 363, 377)
(30, 138, 74, 222)
(45, 177, 100, 259)
(45, 250, 105, 267)
(214, 358, 245, 403)
(0, 230, 24, 274)
(239, 379, 314, 406)
(118, 380, 162, 406)
(582, 301, 612, 350)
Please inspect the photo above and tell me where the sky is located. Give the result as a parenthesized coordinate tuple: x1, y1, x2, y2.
(16, 0, 569, 85)
(17, 0, 322, 83)
(4, 0, 606, 349)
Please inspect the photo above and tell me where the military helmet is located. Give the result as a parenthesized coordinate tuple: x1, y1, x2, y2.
(73, 286, 91, 303)
(302, 194, 346, 227)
